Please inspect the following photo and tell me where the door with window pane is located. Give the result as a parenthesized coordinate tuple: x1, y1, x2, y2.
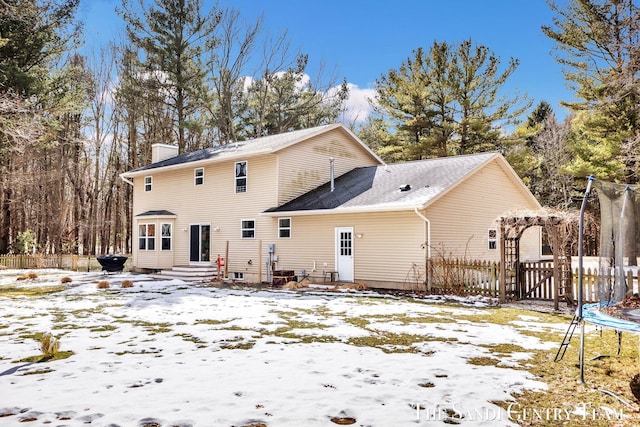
(335, 227, 354, 282)
(189, 224, 211, 263)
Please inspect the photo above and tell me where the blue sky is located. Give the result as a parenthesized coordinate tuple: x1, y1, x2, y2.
(79, 0, 572, 124)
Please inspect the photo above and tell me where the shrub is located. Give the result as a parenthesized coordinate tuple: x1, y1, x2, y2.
(40, 332, 60, 357)
(341, 282, 368, 291)
(60, 277, 73, 284)
(97, 280, 110, 289)
(283, 281, 305, 290)
(121, 279, 134, 288)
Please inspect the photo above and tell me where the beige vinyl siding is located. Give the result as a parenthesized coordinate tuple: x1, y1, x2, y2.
(136, 219, 176, 269)
(132, 155, 280, 271)
(276, 128, 381, 204)
(423, 159, 541, 262)
(270, 211, 426, 286)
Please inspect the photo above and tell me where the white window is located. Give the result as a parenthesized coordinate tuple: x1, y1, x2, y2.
(161, 223, 172, 250)
(144, 176, 152, 192)
(138, 223, 156, 250)
(235, 161, 247, 193)
(488, 228, 497, 250)
(233, 272, 244, 280)
(278, 218, 291, 238)
(241, 219, 255, 238)
(194, 168, 204, 186)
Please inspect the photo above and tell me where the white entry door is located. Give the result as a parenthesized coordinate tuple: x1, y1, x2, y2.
(335, 227, 354, 282)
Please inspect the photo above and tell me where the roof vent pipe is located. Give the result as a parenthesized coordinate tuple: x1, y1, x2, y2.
(330, 157, 335, 192)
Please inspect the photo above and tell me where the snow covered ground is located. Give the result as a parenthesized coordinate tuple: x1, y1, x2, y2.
(0, 269, 563, 426)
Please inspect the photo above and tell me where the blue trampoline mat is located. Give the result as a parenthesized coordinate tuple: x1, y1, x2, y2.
(582, 303, 640, 333)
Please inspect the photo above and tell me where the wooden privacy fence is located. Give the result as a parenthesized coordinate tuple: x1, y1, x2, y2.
(0, 254, 132, 272)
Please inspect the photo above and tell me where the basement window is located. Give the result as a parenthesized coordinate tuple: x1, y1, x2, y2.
(488, 228, 497, 250)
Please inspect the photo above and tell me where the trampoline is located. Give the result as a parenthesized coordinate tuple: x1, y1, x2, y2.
(582, 303, 640, 333)
(566, 176, 640, 383)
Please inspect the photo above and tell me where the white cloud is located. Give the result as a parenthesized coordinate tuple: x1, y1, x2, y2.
(340, 83, 377, 124)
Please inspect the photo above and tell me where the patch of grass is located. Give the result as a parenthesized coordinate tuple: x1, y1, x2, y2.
(467, 356, 500, 366)
(378, 313, 458, 324)
(478, 343, 529, 354)
(347, 333, 428, 353)
(458, 306, 572, 326)
(0, 285, 66, 298)
(22, 368, 54, 375)
(89, 325, 118, 333)
(343, 317, 370, 328)
(174, 333, 207, 346)
(220, 341, 256, 350)
(13, 351, 74, 363)
(496, 326, 640, 426)
(113, 319, 172, 334)
(194, 318, 234, 325)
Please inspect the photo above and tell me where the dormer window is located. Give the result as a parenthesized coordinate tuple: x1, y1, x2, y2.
(235, 161, 247, 193)
(144, 176, 152, 192)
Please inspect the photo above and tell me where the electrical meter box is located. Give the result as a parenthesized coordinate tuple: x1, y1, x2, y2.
(267, 244, 275, 254)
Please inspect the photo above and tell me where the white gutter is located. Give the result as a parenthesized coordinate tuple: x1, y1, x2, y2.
(261, 204, 425, 217)
(121, 148, 273, 179)
(120, 174, 134, 186)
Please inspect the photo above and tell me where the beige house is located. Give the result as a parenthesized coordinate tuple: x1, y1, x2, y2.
(121, 123, 542, 288)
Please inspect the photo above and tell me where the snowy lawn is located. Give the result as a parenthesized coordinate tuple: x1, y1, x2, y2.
(0, 269, 567, 426)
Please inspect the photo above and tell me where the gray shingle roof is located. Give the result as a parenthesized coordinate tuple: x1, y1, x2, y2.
(265, 152, 499, 213)
(127, 124, 353, 173)
(136, 210, 176, 217)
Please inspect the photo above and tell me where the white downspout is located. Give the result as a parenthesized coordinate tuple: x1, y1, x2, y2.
(414, 207, 431, 258)
(414, 207, 431, 290)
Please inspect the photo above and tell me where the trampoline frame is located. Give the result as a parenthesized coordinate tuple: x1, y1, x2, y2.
(576, 176, 640, 383)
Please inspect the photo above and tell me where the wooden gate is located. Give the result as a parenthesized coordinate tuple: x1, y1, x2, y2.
(520, 261, 554, 299)
(519, 259, 573, 302)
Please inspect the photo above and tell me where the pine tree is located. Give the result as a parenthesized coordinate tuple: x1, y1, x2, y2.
(372, 39, 530, 160)
(118, 0, 222, 153)
(543, 0, 640, 182)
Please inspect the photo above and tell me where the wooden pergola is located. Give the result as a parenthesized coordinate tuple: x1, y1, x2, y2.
(497, 209, 581, 310)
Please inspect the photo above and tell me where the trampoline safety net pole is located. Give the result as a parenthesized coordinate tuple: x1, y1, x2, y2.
(578, 175, 594, 384)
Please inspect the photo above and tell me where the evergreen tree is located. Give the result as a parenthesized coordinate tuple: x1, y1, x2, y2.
(372, 39, 530, 160)
(543, 0, 640, 182)
(118, 0, 222, 153)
